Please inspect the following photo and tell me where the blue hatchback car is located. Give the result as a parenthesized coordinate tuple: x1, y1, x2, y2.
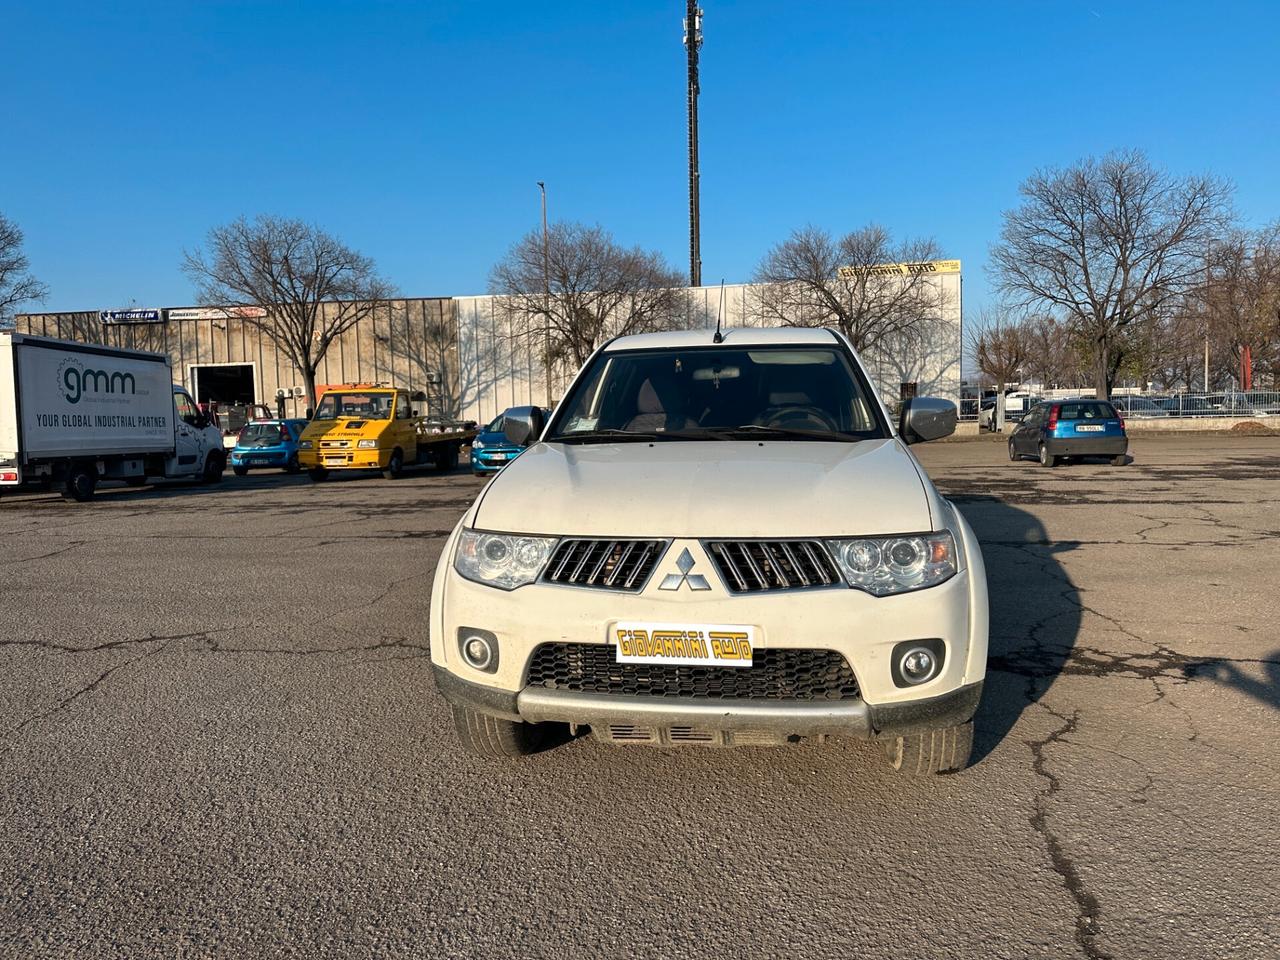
(1008, 399, 1128, 467)
(470, 409, 546, 476)
(230, 419, 310, 475)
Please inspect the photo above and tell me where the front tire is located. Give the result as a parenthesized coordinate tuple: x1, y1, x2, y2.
(451, 706, 542, 758)
(232, 465, 249, 477)
(201, 452, 225, 484)
(1038, 443, 1057, 468)
(1111, 454, 1127, 466)
(884, 721, 974, 775)
(383, 449, 404, 480)
(285, 453, 301, 474)
(1007, 440, 1018, 461)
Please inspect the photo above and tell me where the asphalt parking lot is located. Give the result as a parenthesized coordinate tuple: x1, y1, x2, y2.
(1, 435, 1277, 960)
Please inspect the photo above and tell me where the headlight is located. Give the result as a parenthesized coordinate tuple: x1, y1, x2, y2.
(471, 439, 485, 450)
(454, 530, 558, 590)
(357, 439, 378, 449)
(827, 532, 957, 596)
(299, 440, 313, 449)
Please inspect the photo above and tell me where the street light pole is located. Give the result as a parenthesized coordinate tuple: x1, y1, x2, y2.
(537, 181, 552, 408)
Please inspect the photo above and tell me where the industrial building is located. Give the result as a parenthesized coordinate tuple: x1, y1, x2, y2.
(17, 267, 961, 424)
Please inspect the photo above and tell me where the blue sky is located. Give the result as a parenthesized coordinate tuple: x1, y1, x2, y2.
(3, 0, 1278, 315)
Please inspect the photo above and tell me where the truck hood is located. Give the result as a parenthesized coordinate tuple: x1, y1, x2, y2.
(472, 439, 937, 538)
(300, 418, 388, 441)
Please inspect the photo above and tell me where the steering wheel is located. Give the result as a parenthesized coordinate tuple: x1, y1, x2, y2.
(761, 405, 840, 432)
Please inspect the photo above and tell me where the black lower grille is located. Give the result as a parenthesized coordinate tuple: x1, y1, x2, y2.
(525, 644, 861, 701)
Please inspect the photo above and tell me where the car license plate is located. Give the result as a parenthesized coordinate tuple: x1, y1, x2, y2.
(249, 457, 270, 464)
(612, 621, 756, 668)
(1077, 424, 1103, 432)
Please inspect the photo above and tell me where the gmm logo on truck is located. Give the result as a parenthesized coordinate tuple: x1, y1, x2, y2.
(57, 358, 137, 405)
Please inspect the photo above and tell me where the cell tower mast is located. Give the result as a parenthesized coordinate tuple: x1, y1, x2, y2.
(684, 1, 703, 288)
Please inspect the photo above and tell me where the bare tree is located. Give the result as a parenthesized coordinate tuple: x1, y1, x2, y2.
(183, 216, 394, 404)
(1017, 313, 1080, 388)
(990, 150, 1232, 399)
(967, 306, 1031, 429)
(1, 213, 49, 329)
(1148, 297, 1208, 391)
(752, 224, 948, 352)
(489, 222, 689, 367)
(1204, 224, 1280, 389)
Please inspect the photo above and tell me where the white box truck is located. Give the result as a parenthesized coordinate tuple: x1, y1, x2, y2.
(0, 333, 226, 501)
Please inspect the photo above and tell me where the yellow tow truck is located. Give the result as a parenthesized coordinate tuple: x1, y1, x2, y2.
(297, 384, 477, 481)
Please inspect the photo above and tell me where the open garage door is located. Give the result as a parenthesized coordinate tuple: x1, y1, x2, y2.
(192, 364, 256, 405)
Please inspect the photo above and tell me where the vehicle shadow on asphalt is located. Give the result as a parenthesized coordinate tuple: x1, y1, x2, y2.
(951, 494, 1084, 764)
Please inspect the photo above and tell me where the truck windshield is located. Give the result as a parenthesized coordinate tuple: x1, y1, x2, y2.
(313, 393, 393, 420)
(547, 345, 886, 442)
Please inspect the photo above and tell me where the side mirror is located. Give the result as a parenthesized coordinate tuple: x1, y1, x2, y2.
(899, 397, 957, 445)
(503, 406, 546, 447)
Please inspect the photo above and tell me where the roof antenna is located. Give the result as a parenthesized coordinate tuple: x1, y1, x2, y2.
(712, 278, 726, 343)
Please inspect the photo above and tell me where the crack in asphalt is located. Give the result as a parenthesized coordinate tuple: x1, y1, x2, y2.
(1025, 698, 1112, 960)
(199, 634, 429, 658)
(1, 540, 91, 566)
(3, 638, 174, 741)
(987, 642, 1280, 684)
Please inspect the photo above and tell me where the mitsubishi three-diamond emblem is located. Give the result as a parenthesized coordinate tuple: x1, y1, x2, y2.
(658, 548, 711, 591)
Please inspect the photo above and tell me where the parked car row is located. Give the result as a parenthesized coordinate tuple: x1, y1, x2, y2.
(1107, 392, 1277, 418)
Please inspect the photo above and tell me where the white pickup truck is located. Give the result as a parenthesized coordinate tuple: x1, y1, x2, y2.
(430, 327, 989, 775)
(0, 333, 226, 501)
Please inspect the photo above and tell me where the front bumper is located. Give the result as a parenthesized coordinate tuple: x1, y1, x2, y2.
(471, 447, 522, 472)
(433, 664, 983, 739)
(298, 448, 389, 470)
(231, 448, 289, 466)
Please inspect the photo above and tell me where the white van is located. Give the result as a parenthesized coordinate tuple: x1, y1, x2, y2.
(0, 333, 226, 501)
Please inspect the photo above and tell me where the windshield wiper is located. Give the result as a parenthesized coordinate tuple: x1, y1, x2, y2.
(718, 425, 864, 442)
(556, 429, 661, 444)
(556, 428, 734, 444)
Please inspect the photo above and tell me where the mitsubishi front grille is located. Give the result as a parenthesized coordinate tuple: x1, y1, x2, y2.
(705, 540, 840, 592)
(542, 539, 665, 591)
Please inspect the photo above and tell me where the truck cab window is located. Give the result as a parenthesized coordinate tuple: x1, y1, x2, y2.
(174, 392, 200, 426)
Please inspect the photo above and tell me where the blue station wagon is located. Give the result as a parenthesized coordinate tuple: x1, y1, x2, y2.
(230, 419, 310, 475)
(1008, 400, 1128, 467)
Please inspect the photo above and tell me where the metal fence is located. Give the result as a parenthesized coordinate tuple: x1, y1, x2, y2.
(961, 391, 1280, 423)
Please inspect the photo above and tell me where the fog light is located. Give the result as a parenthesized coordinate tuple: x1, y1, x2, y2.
(463, 636, 492, 668)
(890, 638, 945, 688)
(901, 648, 935, 683)
(457, 627, 499, 673)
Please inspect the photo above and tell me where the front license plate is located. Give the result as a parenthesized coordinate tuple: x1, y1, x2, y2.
(1076, 424, 1104, 432)
(613, 621, 756, 668)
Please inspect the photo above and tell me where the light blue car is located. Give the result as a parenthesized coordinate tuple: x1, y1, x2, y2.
(230, 419, 310, 475)
(471, 409, 548, 476)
